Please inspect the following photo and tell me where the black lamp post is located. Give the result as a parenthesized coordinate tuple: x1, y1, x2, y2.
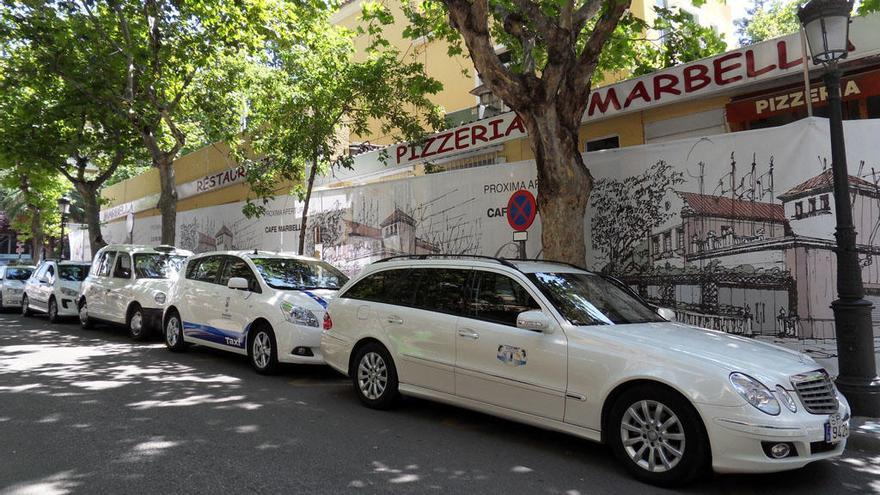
(798, 0, 880, 416)
(57, 196, 70, 261)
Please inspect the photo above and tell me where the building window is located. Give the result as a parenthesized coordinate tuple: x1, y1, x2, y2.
(586, 136, 620, 152)
(820, 194, 830, 211)
(663, 232, 672, 253)
(808, 197, 816, 213)
(675, 228, 685, 251)
(795, 201, 803, 217)
(385, 224, 398, 237)
(652, 236, 661, 256)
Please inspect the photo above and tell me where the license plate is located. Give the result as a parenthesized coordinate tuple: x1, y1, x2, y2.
(825, 413, 849, 443)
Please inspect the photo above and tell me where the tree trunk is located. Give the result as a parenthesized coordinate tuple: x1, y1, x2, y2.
(522, 106, 593, 266)
(28, 205, 44, 262)
(74, 181, 107, 256)
(156, 155, 178, 245)
(298, 160, 320, 256)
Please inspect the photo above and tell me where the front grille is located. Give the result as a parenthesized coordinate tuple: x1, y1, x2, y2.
(791, 370, 838, 414)
(810, 441, 838, 455)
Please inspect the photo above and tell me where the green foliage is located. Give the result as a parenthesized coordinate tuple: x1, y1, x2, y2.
(237, 2, 444, 217)
(859, 0, 880, 15)
(600, 7, 728, 80)
(735, 0, 800, 46)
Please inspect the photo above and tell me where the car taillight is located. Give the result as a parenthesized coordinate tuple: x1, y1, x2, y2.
(323, 312, 333, 331)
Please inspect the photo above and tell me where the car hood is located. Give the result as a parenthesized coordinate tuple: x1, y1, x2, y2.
(2, 280, 24, 288)
(587, 321, 821, 386)
(280, 289, 337, 312)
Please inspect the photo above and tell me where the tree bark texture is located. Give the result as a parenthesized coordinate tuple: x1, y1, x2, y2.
(156, 155, 178, 246)
(74, 181, 107, 255)
(298, 160, 320, 256)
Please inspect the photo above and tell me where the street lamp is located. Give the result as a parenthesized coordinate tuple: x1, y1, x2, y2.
(798, 0, 880, 416)
(57, 195, 70, 261)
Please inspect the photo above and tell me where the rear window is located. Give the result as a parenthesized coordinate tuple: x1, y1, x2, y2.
(134, 254, 187, 279)
(4, 268, 33, 280)
(342, 269, 410, 304)
(59, 265, 90, 282)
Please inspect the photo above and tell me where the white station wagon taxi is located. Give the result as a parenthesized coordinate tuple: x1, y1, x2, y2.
(321, 255, 851, 486)
(163, 251, 348, 374)
(22, 259, 91, 322)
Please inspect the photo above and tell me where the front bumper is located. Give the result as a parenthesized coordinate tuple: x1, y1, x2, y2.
(700, 399, 850, 473)
(276, 322, 326, 365)
(1, 291, 23, 307)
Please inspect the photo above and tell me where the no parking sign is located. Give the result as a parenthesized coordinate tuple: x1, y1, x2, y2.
(506, 189, 537, 232)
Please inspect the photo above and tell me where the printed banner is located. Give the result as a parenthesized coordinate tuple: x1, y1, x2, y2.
(93, 117, 880, 339)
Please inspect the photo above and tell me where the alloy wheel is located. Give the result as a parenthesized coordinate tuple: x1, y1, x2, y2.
(79, 303, 88, 325)
(166, 316, 180, 347)
(49, 299, 57, 321)
(358, 352, 388, 400)
(253, 332, 272, 369)
(130, 310, 143, 337)
(620, 400, 686, 473)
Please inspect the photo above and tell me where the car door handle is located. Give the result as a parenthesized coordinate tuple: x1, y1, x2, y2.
(458, 328, 479, 340)
(386, 315, 403, 325)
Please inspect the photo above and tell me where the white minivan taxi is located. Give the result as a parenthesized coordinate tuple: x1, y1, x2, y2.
(0, 265, 35, 310)
(78, 245, 193, 340)
(321, 255, 851, 486)
(22, 259, 91, 322)
(163, 251, 348, 374)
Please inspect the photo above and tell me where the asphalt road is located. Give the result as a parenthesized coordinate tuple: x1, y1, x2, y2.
(1, 312, 878, 495)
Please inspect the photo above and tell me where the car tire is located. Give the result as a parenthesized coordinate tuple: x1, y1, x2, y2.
(608, 385, 709, 487)
(351, 342, 400, 410)
(21, 294, 32, 317)
(164, 310, 187, 352)
(47, 297, 60, 324)
(78, 299, 94, 329)
(248, 324, 279, 375)
(127, 304, 148, 341)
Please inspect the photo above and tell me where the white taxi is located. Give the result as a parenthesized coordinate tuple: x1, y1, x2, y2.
(0, 265, 35, 310)
(22, 259, 91, 322)
(321, 256, 851, 486)
(78, 245, 193, 340)
(163, 251, 348, 374)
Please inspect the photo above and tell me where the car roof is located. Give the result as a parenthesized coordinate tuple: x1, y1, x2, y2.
(102, 244, 194, 255)
(365, 256, 591, 275)
(189, 250, 323, 262)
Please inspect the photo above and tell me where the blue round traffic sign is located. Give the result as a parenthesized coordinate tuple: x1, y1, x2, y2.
(507, 189, 537, 232)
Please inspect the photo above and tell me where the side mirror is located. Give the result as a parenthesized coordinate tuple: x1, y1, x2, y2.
(227, 277, 249, 291)
(657, 307, 676, 322)
(517, 310, 552, 333)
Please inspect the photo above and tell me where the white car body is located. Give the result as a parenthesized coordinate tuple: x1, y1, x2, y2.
(78, 245, 193, 337)
(163, 251, 348, 369)
(322, 258, 850, 481)
(22, 260, 91, 319)
(0, 265, 35, 309)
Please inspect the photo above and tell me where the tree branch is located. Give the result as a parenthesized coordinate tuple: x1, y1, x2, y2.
(573, 0, 605, 33)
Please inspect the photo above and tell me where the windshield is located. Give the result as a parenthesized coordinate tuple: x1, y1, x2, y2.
(527, 272, 664, 326)
(5, 268, 33, 281)
(134, 254, 187, 279)
(250, 257, 348, 290)
(59, 265, 90, 282)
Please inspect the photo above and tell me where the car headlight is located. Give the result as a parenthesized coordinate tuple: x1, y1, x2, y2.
(154, 292, 167, 305)
(729, 372, 780, 415)
(60, 288, 78, 297)
(775, 385, 797, 413)
(280, 301, 319, 327)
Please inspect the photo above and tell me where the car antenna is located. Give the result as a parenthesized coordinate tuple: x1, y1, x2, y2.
(253, 248, 259, 255)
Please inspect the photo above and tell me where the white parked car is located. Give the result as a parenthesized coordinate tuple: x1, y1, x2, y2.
(321, 256, 850, 486)
(0, 265, 35, 310)
(78, 245, 193, 340)
(22, 259, 91, 323)
(163, 251, 349, 374)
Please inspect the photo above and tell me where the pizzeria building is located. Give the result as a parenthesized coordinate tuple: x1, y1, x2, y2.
(99, 13, 880, 242)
